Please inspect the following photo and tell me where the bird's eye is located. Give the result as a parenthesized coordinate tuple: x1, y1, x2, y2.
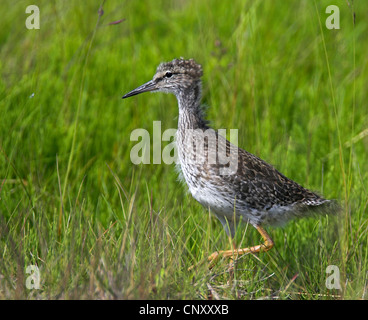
(165, 72, 173, 78)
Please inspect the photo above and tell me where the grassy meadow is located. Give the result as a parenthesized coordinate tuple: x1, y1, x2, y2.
(0, 0, 367, 299)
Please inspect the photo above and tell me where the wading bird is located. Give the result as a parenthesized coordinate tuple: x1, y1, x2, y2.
(122, 58, 336, 266)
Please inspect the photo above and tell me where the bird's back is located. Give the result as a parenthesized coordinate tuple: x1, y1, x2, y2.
(176, 128, 333, 227)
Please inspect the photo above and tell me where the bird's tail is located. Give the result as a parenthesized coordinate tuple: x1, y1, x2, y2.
(303, 198, 341, 217)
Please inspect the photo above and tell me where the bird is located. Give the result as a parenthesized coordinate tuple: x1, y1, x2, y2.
(122, 58, 337, 265)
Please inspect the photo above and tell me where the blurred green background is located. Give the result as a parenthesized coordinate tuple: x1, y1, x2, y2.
(0, 0, 367, 299)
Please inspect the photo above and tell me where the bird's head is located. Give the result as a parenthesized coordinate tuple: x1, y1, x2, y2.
(122, 58, 203, 99)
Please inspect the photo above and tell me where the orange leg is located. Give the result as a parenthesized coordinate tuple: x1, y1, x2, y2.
(208, 225, 274, 265)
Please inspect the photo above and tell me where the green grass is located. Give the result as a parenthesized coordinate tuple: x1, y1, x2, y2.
(0, 0, 367, 299)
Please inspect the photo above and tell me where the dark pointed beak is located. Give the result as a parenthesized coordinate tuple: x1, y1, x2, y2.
(122, 80, 158, 99)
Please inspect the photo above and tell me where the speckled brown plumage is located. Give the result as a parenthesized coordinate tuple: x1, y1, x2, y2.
(156, 58, 203, 79)
(122, 58, 337, 260)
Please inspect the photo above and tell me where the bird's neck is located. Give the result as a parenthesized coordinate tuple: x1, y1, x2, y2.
(176, 81, 208, 130)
